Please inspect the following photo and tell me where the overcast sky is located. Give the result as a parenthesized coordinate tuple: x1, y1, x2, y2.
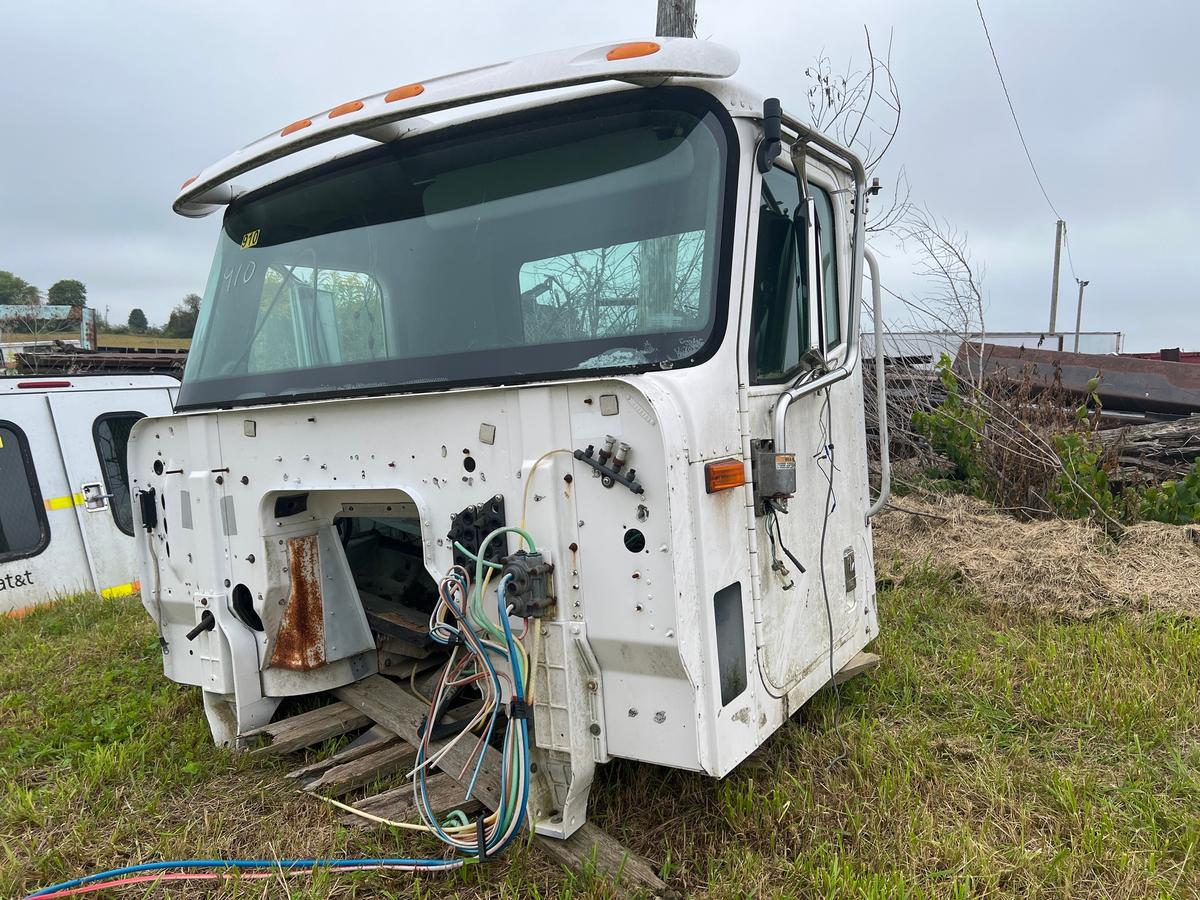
(1, 1, 1195, 350)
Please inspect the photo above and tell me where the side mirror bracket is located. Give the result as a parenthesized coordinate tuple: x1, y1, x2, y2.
(755, 98, 782, 173)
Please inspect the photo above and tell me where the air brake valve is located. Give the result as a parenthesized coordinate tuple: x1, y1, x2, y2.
(574, 436, 644, 495)
(501, 551, 554, 618)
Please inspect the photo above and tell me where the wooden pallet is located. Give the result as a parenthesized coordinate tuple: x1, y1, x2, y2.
(254, 674, 668, 896)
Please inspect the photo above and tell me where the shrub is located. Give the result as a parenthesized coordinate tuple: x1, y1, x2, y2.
(911, 355, 1200, 527)
(911, 355, 988, 488)
(1139, 463, 1200, 525)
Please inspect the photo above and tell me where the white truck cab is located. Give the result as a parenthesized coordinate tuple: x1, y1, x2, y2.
(0, 374, 177, 614)
(130, 38, 889, 839)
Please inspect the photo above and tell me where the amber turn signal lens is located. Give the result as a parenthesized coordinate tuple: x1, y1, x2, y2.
(280, 118, 313, 137)
(385, 83, 425, 103)
(606, 41, 661, 61)
(180, 176, 197, 190)
(328, 100, 364, 118)
(705, 458, 746, 494)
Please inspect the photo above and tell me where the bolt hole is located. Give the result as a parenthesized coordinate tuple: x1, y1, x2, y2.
(463, 456, 476, 473)
(152, 459, 164, 476)
(624, 528, 646, 553)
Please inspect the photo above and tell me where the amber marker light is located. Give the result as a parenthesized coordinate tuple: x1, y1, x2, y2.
(384, 83, 425, 103)
(328, 100, 364, 118)
(705, 458, 747, 494)
(280, 118, 313, 137)
(606, 41, 661, 61)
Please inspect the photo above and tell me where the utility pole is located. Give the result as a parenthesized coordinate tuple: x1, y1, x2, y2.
(656, 0, 696, 37)
(638, 0, 696, 329)
(1047, 218, 1064, 333)
(1072, 278, 1089, 352)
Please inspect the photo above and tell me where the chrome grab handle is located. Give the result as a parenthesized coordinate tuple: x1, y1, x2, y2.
(863, 248, 891, 521)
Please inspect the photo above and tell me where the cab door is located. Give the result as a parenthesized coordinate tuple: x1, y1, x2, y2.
(740, 163, 869, 701)
(46, 388, 175, 597)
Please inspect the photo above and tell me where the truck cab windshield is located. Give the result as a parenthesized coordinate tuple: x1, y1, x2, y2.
(178, 89, 734, 410)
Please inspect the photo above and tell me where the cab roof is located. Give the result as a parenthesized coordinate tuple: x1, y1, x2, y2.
(174, 38, 741, 219)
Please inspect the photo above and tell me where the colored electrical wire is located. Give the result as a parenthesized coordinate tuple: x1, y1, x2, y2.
(24, 857, 465, 899)
(29, 865, 435, 900)
(410, 567, 532, 856)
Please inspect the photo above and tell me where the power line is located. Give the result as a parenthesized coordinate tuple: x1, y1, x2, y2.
(1061, 221, 1079, 280)
(974, 0, 1064, 222)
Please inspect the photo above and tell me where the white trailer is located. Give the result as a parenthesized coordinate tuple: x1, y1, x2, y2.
(0, 375, 177, 614)
(130, 38, 890, 840)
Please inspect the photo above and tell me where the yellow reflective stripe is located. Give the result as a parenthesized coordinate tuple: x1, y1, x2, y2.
(101, 580, 140, 599)
(44, 493, 85, 511)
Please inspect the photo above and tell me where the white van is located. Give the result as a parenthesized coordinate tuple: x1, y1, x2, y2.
(0, 374, 177, 614)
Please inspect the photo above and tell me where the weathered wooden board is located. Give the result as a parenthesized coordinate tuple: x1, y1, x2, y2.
(832, 651, 881, 686)
(245, 701, 371, 757)
(287, 726, 397, 781)
(334, 675, 667, 895)
(1099, 416, 1200, 481)
(300, 741, 416, 796)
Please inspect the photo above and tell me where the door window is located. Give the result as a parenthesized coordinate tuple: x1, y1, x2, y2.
(749, 168, 841, 383)
(814, 187, 841, 349)
(0, 421, 49, 562)
(749, 167, 804, 382)
(92, 412, 145, 536)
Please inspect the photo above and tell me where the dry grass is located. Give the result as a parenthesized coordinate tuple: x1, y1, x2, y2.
(875, 493, 1200, 618)
(0, 330, 79, 344)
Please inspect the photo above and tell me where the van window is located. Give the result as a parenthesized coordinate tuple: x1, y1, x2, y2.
(0, 421, 49, 563)
(93, 412, 145, 536)
(749, 168, 840, 383)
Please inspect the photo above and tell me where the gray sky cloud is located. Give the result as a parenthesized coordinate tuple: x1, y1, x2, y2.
(1, 0, 1194, 349)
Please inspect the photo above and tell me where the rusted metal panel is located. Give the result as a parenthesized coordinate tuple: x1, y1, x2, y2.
(270, 534, 326, 671)
(14, 343, 187, 374)
(957, 342, 1200, 417)
(1122, 349, 1200, 365)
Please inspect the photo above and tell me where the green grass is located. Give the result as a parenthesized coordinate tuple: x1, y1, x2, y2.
(2, 574, 1198, 898)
